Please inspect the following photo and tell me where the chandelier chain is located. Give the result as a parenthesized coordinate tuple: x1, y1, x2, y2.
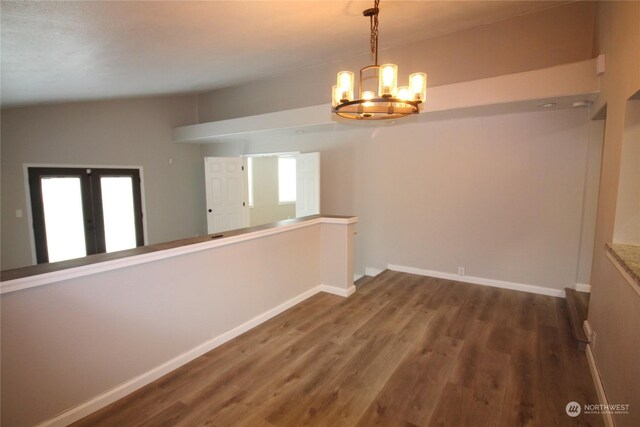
(370, 0, 380, 64)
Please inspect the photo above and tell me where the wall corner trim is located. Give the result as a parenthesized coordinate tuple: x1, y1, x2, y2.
(575, 283, 592, 293)
(387, 264, 565, 297)
(585, 344, 615, 427)
(320, 284, 356, 297)
(365, 267, 384, 277)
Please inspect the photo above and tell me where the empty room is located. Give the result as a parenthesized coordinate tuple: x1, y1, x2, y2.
(1, 1, 638, 426)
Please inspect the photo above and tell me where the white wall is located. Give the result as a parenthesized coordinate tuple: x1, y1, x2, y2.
(204, 108, 599, 291)
(1, 95, 207, 270)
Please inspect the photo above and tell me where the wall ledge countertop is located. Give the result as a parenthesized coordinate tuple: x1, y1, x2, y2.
(0, 214, 358, 294)
(606, 243, 640, 289)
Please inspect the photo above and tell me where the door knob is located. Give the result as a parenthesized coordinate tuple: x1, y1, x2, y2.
(208, 209, 212, 213)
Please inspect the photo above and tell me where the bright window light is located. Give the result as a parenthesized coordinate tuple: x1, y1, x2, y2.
(278, 157, 296, 203)
(41, 177, 87, 262)
(101, 177, 137, 253)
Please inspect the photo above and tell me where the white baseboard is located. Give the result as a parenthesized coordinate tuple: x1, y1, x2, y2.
(353, 273, 364, 282)
(365, 267, 384, 277)
(586, 344, 615, 427)
(37, 283, 349, 427)
(320, 284, 356, 297)
(575, 282, 592, 293)
(387, 264, 565, 298)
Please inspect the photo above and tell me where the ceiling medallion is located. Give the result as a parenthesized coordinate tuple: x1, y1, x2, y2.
(332, 0, 427, 120)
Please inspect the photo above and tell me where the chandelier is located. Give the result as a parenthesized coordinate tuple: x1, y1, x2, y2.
(332, 0, 427, 120)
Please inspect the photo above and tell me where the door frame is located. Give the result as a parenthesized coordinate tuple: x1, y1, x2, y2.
(295, 152, 321, 218)
(242, 151, 300, 158)
(241, 152, 301, 226)
(23, 163, 149, 265)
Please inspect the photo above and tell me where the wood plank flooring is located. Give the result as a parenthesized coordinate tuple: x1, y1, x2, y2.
(73, 271, 603, 427)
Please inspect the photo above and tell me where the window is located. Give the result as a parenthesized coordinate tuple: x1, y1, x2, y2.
(247, 157, 254, 207)
(28, 167, 144, 263)
(278, 157, 296, 203)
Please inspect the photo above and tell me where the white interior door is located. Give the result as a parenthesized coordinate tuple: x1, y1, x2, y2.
(295, 152, 320, 217)
(204, 157, 247, 234)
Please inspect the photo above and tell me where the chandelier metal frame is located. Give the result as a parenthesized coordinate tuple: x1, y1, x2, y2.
(332, 0, 426, 120)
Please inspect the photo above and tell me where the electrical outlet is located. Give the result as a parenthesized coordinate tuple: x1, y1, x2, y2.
(457, 267, 465, 276)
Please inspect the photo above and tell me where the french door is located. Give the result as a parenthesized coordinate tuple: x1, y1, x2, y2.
(28, 167, 144, 263)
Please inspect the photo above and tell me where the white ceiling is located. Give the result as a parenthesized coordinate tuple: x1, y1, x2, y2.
(1, 1, 567, 107)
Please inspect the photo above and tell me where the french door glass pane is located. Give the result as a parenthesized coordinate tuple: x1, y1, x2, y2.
(41, 177, 87, 262)
(101, 177, 137, 253)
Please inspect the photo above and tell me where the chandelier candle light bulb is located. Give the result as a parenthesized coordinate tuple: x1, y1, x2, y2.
(337, 71, 354, 101)
(331, 0, 427, 120)
(332, 85, 341, 107)
(397, 86, 411, 101)
(379, 64, 398, 97)
(409, 72, 427, 101)
(397, 86, 411, 107)
(362, 90, 375, 107)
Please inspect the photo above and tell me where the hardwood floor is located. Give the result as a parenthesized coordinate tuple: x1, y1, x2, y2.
(73, 271, 603, 427)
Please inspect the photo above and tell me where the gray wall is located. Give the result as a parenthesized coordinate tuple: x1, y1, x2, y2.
(204, 108, 600, 291)
(1, 95, 207, 270)
(197, 1, 596, 122)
